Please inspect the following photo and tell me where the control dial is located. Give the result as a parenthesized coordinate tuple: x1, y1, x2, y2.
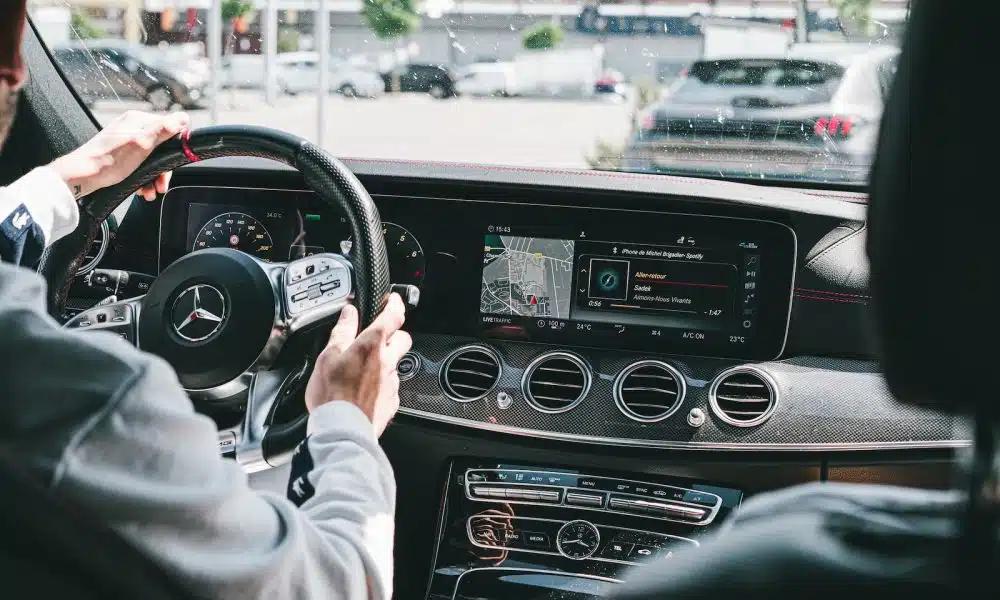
(556, 520, 600, 560)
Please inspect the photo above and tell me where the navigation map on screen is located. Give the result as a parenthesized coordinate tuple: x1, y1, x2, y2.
(480, 235, 575, 319)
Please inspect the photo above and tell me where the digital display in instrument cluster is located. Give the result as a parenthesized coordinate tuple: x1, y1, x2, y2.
(186, 202, 294, 262)
(183, 200, 427, 289)
(479, 222, 790, 360)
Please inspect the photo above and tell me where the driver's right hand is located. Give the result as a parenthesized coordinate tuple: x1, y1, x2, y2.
(305, 293, 412, 437)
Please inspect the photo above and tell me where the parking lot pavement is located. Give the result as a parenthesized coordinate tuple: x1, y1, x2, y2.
(91, 92, 634, 169)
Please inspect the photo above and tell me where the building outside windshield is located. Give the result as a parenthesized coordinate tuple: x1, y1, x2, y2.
(29, 0, 907, 187)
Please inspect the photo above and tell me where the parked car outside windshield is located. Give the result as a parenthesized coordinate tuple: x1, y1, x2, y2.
(34, 2, 907, 187)
(623, 46, 898, 184)
(276, 52, 384, 98)
(53, 42, 209, 112)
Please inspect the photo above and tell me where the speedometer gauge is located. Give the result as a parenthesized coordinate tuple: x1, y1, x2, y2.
(193, 212, 275, 260)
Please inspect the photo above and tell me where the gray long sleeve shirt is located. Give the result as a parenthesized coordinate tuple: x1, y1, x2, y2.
(0, 174, 396, 599)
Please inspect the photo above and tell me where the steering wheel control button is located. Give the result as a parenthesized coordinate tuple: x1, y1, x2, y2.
(65, 302, 136, 343)
(396, 353, 419, 380)
(391, 283, 421, 311)
(285, 254, 351, 315)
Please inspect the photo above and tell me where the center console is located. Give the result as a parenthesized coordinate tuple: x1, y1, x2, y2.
(427, 459, 743, 599)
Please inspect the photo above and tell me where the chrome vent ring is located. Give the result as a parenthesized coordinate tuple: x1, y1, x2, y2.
(613, 360, 686, 422)
(522, 351, 592, 414)
(440, 345, 502, 402)
(708, 366, 778, 427)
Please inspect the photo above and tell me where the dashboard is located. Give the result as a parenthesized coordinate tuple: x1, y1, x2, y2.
(81, 160, 960, 599)
(160, 187, 796, 361)
(126, 170, 958, 453)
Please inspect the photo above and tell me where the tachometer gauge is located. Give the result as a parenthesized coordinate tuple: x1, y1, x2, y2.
(193, 212, 275, 260)
(382, 222, 425, 288)
(338, 221, 425, 288)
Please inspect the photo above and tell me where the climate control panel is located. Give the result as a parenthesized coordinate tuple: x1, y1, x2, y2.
(464, 468, 722, 525)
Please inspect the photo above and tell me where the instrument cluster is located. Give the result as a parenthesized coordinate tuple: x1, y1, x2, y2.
(169, 189, 426, 291)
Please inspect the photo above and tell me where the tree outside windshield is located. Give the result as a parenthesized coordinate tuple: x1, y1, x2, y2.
(30, 0, 905, 186)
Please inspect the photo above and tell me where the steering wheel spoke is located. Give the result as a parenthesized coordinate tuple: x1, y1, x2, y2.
(63, 296, 142, 346)
(234, 361, 309, 473)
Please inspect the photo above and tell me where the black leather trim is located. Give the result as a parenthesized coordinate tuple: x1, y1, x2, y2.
(803, 221, 869, 291)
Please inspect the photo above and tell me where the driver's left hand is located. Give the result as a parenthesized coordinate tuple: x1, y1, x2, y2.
(49, 110, 190, 201)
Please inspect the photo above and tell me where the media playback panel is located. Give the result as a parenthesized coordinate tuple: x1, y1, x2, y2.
(478, 217, 793, 360)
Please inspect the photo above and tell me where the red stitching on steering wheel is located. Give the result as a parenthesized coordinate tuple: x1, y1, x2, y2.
(180, 129, 201, 163)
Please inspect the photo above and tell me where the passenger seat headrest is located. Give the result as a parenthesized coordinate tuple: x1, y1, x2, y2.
(866, 1, 992, 417)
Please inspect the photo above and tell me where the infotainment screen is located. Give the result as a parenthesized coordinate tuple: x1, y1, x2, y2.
(479, 220, 793, 360)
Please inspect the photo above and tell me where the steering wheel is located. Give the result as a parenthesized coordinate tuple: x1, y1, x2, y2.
(38, 125, 391, 472)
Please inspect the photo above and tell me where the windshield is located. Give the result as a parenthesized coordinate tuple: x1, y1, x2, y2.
(30, 0, 906, 187)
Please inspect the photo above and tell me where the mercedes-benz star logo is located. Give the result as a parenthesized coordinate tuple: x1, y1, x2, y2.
(171, 285, 226, 342)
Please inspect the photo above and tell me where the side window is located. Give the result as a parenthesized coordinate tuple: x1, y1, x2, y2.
(53, 49, 88, 85)
(877, 56, 899, 98)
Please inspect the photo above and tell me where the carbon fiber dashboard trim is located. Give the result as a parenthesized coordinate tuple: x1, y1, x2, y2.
(399, 333, 966, 451)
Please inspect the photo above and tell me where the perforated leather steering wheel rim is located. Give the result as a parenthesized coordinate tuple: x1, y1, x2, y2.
(38, 125, 392, 328)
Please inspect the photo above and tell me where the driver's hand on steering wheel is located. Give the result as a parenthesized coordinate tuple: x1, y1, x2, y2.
(305, 293, 412, 437)
(50, 110, 190, 201)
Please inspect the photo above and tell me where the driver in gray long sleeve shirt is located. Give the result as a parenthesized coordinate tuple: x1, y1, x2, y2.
(1, 5, 408, 597)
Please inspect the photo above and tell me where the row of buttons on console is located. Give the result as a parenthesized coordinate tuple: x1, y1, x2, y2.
(608, 496, 707, 520)
(469, 482, 709, 522)
(469, 485, 561, 503)
(468, 515, 696, 565)
(599, 530, 694, 562)
(466, 469, 719, 508)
